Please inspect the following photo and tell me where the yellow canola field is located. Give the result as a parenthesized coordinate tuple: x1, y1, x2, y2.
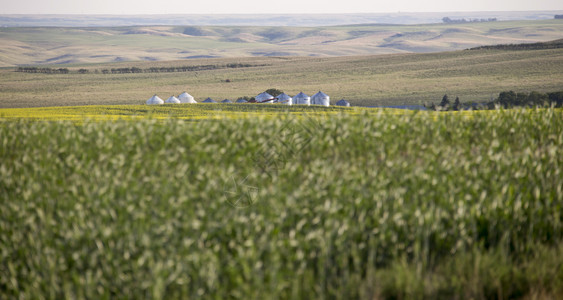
(0, 103, 409, 122)
(2, 103, 548, 123)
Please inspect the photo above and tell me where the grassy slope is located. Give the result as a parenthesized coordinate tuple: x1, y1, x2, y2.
(1, 47, 562, 108)
(0, 20, 562, 66)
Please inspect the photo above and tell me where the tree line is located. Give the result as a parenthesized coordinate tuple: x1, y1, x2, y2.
(16, 63, 261, 75)
(469, 39, 563, 51)
(101, 63, 257, 74)
(492, 91, 563, 108)
(16, 67, 70, 74)
(427, 91, 563, 111)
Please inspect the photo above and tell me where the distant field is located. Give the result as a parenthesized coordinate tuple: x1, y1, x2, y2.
(1, 46, 562, 107)
(0, 20, 562, 66)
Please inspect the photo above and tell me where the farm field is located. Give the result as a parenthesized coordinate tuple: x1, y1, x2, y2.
(1, 108, 562, 298)
(1, 20, 562, 66)
(0, 103, 405, 122)
(1, 16, 563, 298)
(1, 46, 562, 108)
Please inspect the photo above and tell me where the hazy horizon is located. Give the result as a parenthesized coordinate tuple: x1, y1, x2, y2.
(1, 0, 562, 15)
(2, 11, 562, 27)
(2, 10, 563, 15)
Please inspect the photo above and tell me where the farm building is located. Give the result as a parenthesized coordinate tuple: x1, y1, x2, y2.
(145, 91, 341, 106)
(276, 93, 293, 105)
(256, 92, 274, 103)
(165, 96, 181, 104)
(311, 91, 330, 106)
(202, 97, 217, 103)
(146, 95, 164, 105)
(293, 92, 311, 105)
(178, 92, 196, 103)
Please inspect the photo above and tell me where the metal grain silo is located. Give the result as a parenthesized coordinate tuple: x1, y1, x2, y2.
(255, 92, 275, 103)
(165, 96, 181, 104)
(146, 94, 164, 105)
(293, 92, 310, 105)
(311, 91, 330, 106)
(178, 92, 197, 103)
(276, 93, 293, 105)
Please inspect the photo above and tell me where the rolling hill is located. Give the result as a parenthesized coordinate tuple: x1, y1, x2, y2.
(0, 20, 562, 66)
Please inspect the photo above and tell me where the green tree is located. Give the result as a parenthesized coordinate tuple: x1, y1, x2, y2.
(453, 97, 461, 111)
(497, 91, 516, 107)
(516, 92, 529, 106)
(265, 88, 284, 97)
(527, 91, 548, 106)
(439, 94, 450, 110)
(548, 91, 563, 107)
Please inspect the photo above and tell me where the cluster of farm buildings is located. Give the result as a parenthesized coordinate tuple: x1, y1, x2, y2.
(146, 91, 351, 106)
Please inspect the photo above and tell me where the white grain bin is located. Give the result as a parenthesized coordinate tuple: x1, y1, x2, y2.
(293, 92, 310, 105)
(311, 91, 330, 106)
(146, 94, 164, 105)
(178, 92, 197, 103)
(256, 92, 274, 103)
(221, 99, 233, 103)
(236, 98, 248, 103)
(276, 93, 293, 105)
(202, 97, 217, 103)
(336, 99, 350, 107)
(165, 95, 181, 104)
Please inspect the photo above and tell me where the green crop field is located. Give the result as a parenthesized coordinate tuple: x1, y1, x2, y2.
(1, 46, 562, 108)
(1, 108, 562, 299)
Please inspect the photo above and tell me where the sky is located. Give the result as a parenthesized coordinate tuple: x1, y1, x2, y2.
(1, 0, 562, 14)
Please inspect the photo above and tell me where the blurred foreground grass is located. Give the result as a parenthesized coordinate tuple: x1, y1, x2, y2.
(1, 108, 562, 299)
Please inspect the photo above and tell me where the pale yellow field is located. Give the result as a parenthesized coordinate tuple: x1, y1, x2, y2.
(1, 47, 562, 108)
(0, 102, 521, 123)
(0, 103, 382, 122)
